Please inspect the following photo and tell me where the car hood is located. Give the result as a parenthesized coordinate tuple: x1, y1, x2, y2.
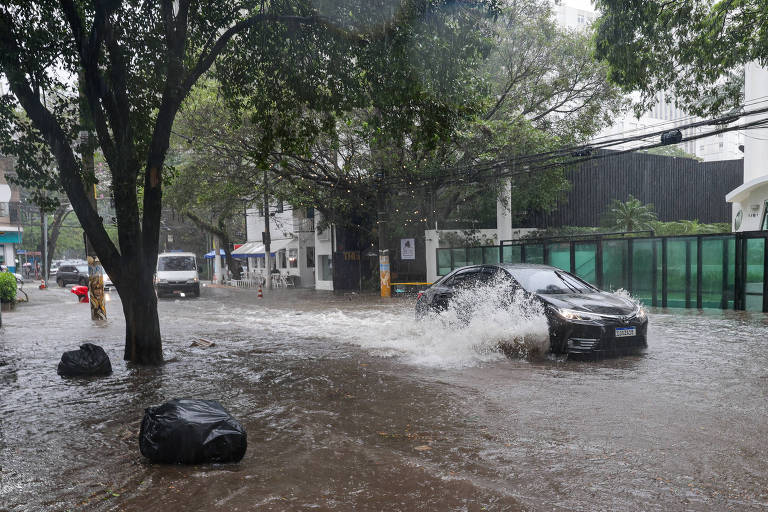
(538, 292, 637, 315)
(156, 270, 197, 281)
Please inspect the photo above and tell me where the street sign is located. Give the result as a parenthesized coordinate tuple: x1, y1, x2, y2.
(400, 238, 415, 260)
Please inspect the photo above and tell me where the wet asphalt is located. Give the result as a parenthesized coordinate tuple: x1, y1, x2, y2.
(1, 283, 767, 511)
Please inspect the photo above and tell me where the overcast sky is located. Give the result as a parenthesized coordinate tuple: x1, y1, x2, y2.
(560, 0, 596, 12)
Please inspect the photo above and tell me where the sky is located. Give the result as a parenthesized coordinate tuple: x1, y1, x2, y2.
(559, 0, 596, 12)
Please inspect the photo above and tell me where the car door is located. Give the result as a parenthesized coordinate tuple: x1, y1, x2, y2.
(432, 266, 483, 310)
(59, 266, 72, 284)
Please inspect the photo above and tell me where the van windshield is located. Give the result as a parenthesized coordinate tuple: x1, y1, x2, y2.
(157, 256, 196, 271)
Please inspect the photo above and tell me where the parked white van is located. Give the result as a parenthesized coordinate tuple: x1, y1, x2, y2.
(154, 252, 200, 297)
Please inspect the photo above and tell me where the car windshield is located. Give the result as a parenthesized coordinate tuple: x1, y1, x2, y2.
(510, 268, 595, 295)
(76, 265, 88, 273)
(157, 256, 196, 271)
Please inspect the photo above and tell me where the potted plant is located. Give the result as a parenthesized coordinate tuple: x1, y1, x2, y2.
(0, 272, 17, 311)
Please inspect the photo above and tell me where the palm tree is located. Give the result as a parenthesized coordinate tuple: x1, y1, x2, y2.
(602, 195, 658, 232)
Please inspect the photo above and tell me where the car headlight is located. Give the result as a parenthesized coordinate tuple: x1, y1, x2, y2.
(156, 279, 168, 284)
(187, 278, 198, 284)
(634, 306, 647, 320)
(556, 308, 602, 321)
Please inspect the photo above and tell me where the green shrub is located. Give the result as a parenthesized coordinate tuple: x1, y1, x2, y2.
(0, 272, 17, 303)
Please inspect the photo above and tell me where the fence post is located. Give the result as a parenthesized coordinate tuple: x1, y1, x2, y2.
(721, 238, 729, 309)
(734, 234, 745, 310)
(763, 237, 768, 313)
(652, 240, 659, 307)
(696, 236, 703, 309)
(661, 238, 668, 308)
(627, 239, 634, 294)
(569, 241, 576, 274)
(596, 239, 604, 290)
(685, 239, 692, 308)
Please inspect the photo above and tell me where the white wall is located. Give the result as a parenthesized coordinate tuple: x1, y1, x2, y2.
(314, 210, 334, 290)
(727, 62, 768, 231)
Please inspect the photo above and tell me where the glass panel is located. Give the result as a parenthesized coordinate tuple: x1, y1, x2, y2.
(666, 239, 690, 308)
(745, 238, 764, 312)
(437, 249, 452, 276)
(502, 245, 521, 263)
(483, 246, 500, 265)
(524, 244, 544, 264)
(602, 240, 627, 292)
(547, 242, 571, 271)
(701, 238, 726, 309)
(631, 240, 654, 305)
(451, 248, 469, 268)
(574, 242, 596, 284)
(319, 255, 332, 281)
(468, 247, 483, 266)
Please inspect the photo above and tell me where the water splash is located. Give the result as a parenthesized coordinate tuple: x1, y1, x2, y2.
(252, 280, 550, 368)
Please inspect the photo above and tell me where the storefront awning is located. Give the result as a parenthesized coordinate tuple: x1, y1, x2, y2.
(231, 238, 297, 258)
(726, 174, 768, 203)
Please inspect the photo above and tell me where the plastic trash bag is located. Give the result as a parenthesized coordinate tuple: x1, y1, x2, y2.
(139, 398, 247, 464)
(57, 343, 112, 376)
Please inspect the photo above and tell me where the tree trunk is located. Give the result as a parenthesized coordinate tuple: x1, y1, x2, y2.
(118, 262, 163, 365)
(46, 204, 70, 272)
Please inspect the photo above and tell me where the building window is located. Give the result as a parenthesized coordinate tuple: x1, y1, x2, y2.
(276, 201, 283, 213)
(577, 14, 585, 24)
(278, 249, 287, 268)
(288, 248, 298, 268)
(0, 202, 8, 218)
(306, 246, 315, 268)
(319, 255, 332, 281)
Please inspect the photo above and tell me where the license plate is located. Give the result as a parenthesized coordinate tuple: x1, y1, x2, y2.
(615, 327, 636, 337)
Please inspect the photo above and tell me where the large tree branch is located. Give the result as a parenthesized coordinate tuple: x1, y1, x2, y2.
(0, 15, 122, 277)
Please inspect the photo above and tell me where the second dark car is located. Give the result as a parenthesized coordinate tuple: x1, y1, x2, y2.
(56, 264, 89, 287)
(416, 263, 648, 355)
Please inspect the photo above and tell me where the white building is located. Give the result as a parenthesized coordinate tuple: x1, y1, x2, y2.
(725, 63, 768, 231)
(554, 0, 744, 162)
(0, 157, 22, 273)
(236, 202, 317, 287)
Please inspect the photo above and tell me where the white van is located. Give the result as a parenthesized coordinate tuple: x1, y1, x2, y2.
(155, 252, 200, 297)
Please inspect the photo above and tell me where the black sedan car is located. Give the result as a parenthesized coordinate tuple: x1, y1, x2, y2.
(416, 263, 648, 355)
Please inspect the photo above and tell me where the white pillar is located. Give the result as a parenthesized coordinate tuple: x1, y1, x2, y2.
(496, 179, 513, 242)
(744, 62, 768, 183)
(213, 235, 222, 284)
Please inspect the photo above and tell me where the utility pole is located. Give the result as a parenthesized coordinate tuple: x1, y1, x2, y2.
(263, 168, 272, 290)
(377, 171, 390, 297)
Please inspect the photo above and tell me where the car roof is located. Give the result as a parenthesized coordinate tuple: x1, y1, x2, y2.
(493, 263, 560, 271)
(158, 252, 196, 257)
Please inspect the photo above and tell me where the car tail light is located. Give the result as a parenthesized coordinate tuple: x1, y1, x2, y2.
(416, 291, 424, 300)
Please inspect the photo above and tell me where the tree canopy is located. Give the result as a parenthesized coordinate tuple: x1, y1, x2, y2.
(594, 0, 767, 116)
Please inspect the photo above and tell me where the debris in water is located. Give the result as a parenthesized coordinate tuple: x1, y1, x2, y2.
(190, 338, 215, 348)
(414, 445, 431, 451)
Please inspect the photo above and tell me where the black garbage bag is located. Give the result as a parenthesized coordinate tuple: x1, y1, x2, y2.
(139, 398, 247, 464)
(57, 343, 112, 376)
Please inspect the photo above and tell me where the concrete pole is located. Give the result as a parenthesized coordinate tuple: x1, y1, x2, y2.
(42, 212, 48, 282)
(263, 169, 272, 290)
(213, 235, 222, 284)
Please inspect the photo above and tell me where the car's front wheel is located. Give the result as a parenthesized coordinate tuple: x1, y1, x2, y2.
(57, 278, 64, 287)
(79, 276, 88, 286)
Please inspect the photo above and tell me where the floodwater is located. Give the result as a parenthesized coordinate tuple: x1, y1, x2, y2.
(1, 284, 767, 511)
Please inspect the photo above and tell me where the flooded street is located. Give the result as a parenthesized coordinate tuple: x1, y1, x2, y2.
(2, 285, 768, 511)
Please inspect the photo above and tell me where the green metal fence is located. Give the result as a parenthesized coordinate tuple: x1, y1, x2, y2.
(435, 231, 768, 312)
